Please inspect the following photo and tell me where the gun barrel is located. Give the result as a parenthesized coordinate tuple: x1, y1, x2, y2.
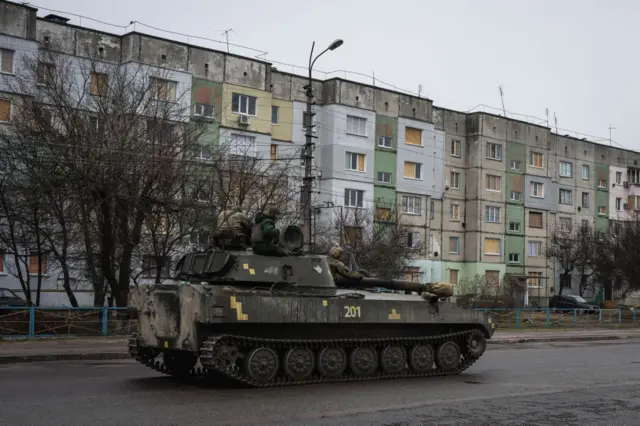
(334, 276, 426, 292)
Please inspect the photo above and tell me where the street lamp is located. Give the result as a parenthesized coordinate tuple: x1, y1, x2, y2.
(301, 39, 344, 253)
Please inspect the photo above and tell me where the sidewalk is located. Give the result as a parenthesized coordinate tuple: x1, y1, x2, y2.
(1, 328, 640, 363)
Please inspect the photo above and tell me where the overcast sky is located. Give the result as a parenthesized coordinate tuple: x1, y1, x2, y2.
(36, 0, 639, 151)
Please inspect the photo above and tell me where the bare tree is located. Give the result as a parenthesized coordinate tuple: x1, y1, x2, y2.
(545, 224, 597, 296)
(1, 50, 207, 306)
(313, 204, 416, 279)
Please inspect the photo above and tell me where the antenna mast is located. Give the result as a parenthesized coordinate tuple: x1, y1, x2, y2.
(498, 85, 507, 117)
(222, 29, 232, 53)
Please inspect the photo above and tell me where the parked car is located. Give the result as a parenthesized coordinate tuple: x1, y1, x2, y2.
(0, 288, 30, 307)
(549, 294, 599, 314)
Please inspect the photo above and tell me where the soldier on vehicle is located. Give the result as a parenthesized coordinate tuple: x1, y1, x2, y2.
(250, 206, 288, 256)
(327, 246, 363, 280)
(213, 206, 252, 249)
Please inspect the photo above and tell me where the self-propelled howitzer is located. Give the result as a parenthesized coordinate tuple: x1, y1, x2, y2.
(127, 226, 499, 387)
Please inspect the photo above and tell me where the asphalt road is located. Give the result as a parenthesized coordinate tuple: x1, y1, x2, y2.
(2, 339, 640, 426)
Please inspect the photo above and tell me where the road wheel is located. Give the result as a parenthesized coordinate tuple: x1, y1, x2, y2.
(435, 341, 461, 371)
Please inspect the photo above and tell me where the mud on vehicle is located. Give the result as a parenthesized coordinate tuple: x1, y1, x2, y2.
(127, 226, 499, 387)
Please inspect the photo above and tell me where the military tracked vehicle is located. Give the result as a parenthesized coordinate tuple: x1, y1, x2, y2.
(127, 226, 499, 387)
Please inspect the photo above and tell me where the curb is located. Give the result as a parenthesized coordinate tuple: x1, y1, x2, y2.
(0, 352, 131, 364)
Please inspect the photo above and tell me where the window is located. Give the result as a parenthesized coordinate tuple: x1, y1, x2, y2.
(450, 171, 460, 189)
(230, 133, 256, 156)
(90, 72, 108, 96)
(150, 77, 177, 102)
(28, 253, 47, 275)
(559, 188, 573, 205)
(449, 269, 459, 284)
(0, 49, 14, 74)
(197, 146, 212, 160)
(528, 241, 542, 257)
(559, 161, 572, 177)
(378, 136, 392, 148)
(194, 103, 214, 117)
(142, 255, 171, 278)
(449, 236, 460, 254)
(508, 253, 520, 264)
(598, 179, 607, 188)
(598, 206, 606, 215)
(509, 221, 521, 232)
(146, 119, 177, 143)
(231, 93, 257, 116)
(377, 171, 391, 183)
(616, 197, 622, 211)
(510, 191, 521, 201)
(530, 181, 544, 197)
(486, 174, 501, 192)
(402, 196, 422, 215)
(36, 61, 55, 85)
(407, 232, 420, 249)
(559, 217, 572, 231)
(484, 238, 501, 255)
(486, 142, 502, 160)
(616, 171, 622, 184)
(404, 161, 422, 179)
(375, 207, 391, 221)
(270, 144, 277, 162)
(581, 219, 589, 228)
(344, 188, 364, 208)
(450, 203, 460, 221)
(629, 169, 640, 184)
(529, 151, 543, 168)
(486, 270, 500, 287)
(451, 140, 461, 156)
(271, 105, 279, 124)
(0, 99, 11, 122)
(529, 211, 543, 228)
(485, 206, 500, 223)
(346, 115, 366, 136)
(510, 160, 521, 171)
(582, 165, 590, 180)
(346, 152, 365, 172)
(527, 271, 542, 288)
(405, 127, 422, 146)
(582, 192, 590, 208)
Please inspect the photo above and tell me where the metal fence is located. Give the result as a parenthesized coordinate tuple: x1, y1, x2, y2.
(477, 308, 640, 328)
(1, 306, 639, 338)
(0, 307, 136, 338)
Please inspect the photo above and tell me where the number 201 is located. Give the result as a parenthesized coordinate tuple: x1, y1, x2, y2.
(344, 305, 361, 318)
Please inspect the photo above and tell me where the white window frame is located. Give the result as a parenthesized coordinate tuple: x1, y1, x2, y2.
(229, 133, 256, 157)
(346, 115, 367, 136)
(404, 162, 422, 180)
(530, 181, 544, 198)
(0, 48, 14, 74)
(529, 151, 544, 168)
(450, 203, 460, 221)
(378, 136, 392, 148)
(559, 217, 572, 231)
(508, 253, 520, 264)
(402, 196, 422, 215)
(450, 171, 460, 189)
(486, 142, 502, 160)
(582, 165, 590, 180)
(510, 191, 521, 201)
(449, 236, 460, 254)
(377, 171, 391, 183)
(528, 241, 542, 257)
(598, 179, 607, 188)
(598, 206, 606, 215)
(344, 188, 364, 208)
(345, 151, 365, 172)
(629, 169, 640, 184)
(559, 161, 572, 177)
(582, 192, 590, 208)
(615, 197, 622, 211)
(559, 188, 573, 205)
(194, 103, 214, 118)
(486, 174, 502, 192)
(509, 221, 520, 232)
(616, 171, 622, 184)
(271, 105, 279, 124)
(231, 93, 257, 116)
(451, 140, 461, 157)
(510, 160, 521, 171)
(485, 205, 500, 223)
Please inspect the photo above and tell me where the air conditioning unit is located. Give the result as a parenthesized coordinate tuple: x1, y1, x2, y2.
(238, 115, 250, 125)
(624, 203, 629, 210)
(623, 181, 629, 188)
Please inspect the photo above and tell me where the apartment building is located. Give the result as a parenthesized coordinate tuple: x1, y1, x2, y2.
(1, 0, 639, 305)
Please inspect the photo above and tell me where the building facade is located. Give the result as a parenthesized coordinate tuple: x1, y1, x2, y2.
(1, 0, 639, 305)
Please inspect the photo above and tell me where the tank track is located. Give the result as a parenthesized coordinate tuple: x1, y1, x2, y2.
(127, 334, 207, 377)
(128, 329, 483, 387)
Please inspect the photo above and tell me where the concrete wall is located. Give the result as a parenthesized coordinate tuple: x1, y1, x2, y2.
(0, 35, 38, 93)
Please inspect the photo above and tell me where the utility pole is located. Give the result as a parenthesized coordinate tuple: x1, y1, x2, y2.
(301, 38, 343, 253)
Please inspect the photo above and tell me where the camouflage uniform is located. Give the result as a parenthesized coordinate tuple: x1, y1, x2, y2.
(213, 207, 252, 248)
(251, 206, 288, 257)
(328, 246, 363, 280)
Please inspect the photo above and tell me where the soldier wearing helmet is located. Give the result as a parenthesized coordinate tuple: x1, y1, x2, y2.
(328, 246, 363, 280)
(250, 206, 287, 256)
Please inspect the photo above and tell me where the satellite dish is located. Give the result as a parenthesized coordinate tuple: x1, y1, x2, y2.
(283, 225, 304, 252)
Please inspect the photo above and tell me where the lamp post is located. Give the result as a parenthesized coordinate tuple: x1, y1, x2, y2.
(301, 39, 343, 253)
